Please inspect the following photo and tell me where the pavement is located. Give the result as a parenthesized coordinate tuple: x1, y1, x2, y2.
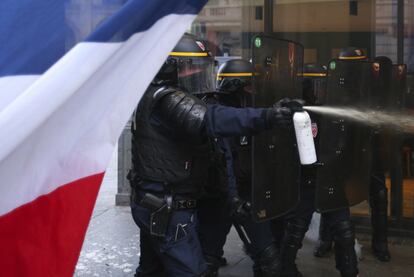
(75, 151, 414, 277)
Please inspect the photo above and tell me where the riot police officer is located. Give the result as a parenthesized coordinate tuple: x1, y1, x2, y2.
(369, 55, 395, 262)
(314, 48, 392, 262)
(198, 59, 282, 277)
(272, 63, 359, 277)
(128, 34, 296, 277)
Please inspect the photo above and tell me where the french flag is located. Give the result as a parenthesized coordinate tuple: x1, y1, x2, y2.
(0, 0, 207, 276)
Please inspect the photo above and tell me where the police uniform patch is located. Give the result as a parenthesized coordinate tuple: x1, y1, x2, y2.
(312, 122, 318, 138)
(240, 136, 248, 146)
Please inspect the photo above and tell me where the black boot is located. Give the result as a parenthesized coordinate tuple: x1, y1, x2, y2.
(370, 188, 391, 262)
(332, 221, 359, 277)
(313, 214, 333, 257)
(279, 219, 310, 277)
(254, 244, 282, 277)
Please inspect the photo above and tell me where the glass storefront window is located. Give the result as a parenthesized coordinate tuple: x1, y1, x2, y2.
(191, 0, 264, 65)
(405, 1, 414, 74)
(272, 0, 399, 65)
(375, 0, 398, 62)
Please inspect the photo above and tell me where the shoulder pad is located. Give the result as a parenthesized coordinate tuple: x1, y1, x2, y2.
(153, 86, 180, 102)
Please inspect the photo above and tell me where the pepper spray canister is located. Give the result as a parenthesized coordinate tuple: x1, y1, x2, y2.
(293, 111, 317, 165)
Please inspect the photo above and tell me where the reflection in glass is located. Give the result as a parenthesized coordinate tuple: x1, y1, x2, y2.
(191, 0, 264, 66)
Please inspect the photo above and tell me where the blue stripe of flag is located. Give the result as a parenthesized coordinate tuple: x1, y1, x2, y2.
(0, 0, 67, 77)
(87, 0, 208, 42)
(0, 0, 207, 77)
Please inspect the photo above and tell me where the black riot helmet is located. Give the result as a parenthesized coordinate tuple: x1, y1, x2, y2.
(338, 47, 368, 61)
(302, 63, 327, 105)
(154, 33, 216, 94)
(216, 59, 254, 94)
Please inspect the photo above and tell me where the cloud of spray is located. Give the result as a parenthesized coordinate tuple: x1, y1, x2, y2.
(304, 106, 414, 133)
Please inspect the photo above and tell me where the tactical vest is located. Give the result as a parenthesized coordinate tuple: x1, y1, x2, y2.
(131, 85, 211, 195)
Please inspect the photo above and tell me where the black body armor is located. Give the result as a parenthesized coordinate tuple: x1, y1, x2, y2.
(131, 85, 212, 195)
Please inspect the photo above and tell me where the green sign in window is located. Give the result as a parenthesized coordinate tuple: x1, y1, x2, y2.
(255, 37, 262, 48)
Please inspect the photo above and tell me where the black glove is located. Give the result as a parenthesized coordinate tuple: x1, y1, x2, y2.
(265, 106, 293, 129)
(274, 98, 305, 112)
(273, 97, 292, 108)
(230, 196, 252, 222)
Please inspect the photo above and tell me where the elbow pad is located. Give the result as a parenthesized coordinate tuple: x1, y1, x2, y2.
(156, 90, 207, 139)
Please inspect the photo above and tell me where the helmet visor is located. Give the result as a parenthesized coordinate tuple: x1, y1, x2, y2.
(177, 57, 216, 94)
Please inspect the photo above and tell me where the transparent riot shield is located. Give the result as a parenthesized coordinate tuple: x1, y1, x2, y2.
(315, 59, 374, 212)
(251, 34, 303, 221)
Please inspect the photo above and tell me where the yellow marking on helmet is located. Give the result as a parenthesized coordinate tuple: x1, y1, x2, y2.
(169, 51, 209, 57)
(299, 73, 327, 77)
(338, 56, 367, 60)
(217, 72, 253, 77)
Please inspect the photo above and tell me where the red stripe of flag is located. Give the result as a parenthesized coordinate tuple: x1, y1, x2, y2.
(0, 173, 105, 277)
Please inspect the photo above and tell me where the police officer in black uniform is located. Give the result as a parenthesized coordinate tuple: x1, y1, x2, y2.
(314, 48, 392, 262)
(198, 59, 282, 277)
(272, 63, 359, 277)
(129, 34, 297, 277)
(368, 55, 394, 262)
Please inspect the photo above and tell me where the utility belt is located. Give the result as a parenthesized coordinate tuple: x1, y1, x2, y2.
(132, 189, 197, 237)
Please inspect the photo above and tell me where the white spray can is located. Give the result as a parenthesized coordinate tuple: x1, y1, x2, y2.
(293, 111, 317, 165)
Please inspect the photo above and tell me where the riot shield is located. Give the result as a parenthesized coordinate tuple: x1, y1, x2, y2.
(315, 59, 374, 212)
(251, 34, 303, 221)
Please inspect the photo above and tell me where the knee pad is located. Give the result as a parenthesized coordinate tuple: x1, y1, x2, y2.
(332, 221, 358, 276)
(284, 218, 310, 249)
(332, 221, 355, 244)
